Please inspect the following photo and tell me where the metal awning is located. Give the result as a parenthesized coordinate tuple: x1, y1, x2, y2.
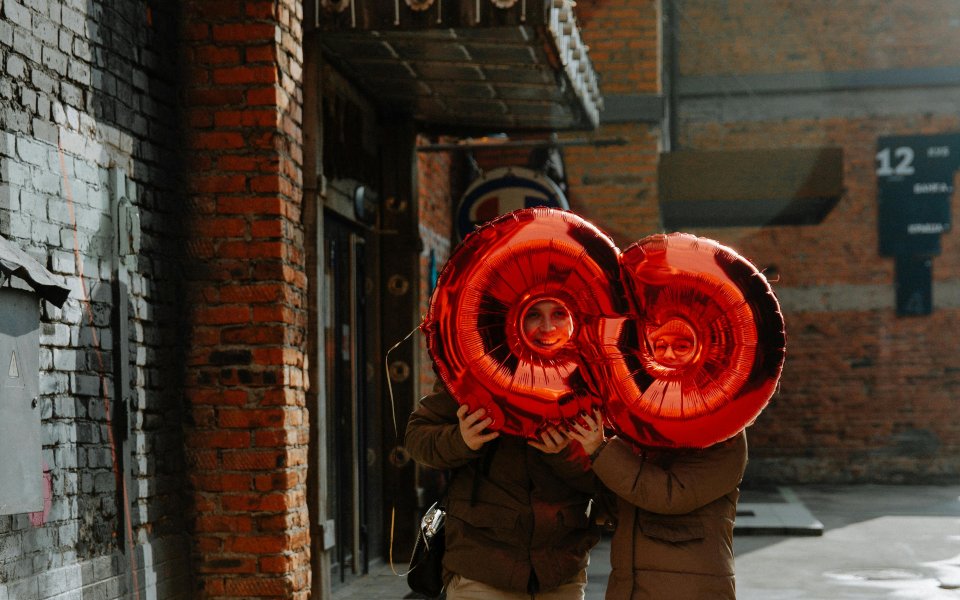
(0, 235, 71, 307)
(658, 147, 845, 228)
(311, 0, 602, 131)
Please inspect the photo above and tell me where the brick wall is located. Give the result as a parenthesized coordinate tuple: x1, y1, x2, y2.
(680, 114, 960, 482)
(0, 0, 190, 597)
(564, 0, 662, 247)
(575, 0, 660, 96)
(675, 0, 960, 75)
(416, 136, 457, 396)
(180, 0, 310, 598)
(563, 123, 662, 247)
(668, 0, 960, 482)
(550, 0, 960, 482)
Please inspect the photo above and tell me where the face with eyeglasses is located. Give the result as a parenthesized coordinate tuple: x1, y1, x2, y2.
(649, 319, 697, 368)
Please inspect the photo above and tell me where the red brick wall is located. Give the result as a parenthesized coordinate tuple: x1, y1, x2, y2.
(576, 0, 660, 95)
(676, 0, 960, 75)
(679, 116, 960, 285)
(670, 0, 960, 482)
(565, 0, 662, 247)
(182, 1, 310, 597)
(563, 123, 662, 247)
(412, 1, 960, 484)
(416, 136, 458, 394)
(568, 0, 960, 481)
(682, 115, 960, 482)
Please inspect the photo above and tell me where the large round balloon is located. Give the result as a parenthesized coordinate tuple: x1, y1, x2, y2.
(423, 207, 625, 439)
(596, 233, 786, 448)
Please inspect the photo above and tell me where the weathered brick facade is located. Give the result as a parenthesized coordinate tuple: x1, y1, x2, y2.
(564, 0, 662, 243)
(1, 0, 190, 597)
(669, 1, 960, 482)
(416, 137, 458, 400)
(3, 0, 959, 599)
(181, 0, 310, 597)
(453, 0, 960, 483)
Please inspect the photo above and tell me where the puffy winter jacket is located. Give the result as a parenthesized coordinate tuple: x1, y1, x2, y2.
(591, 431, 748, 599)
(405, 390, 601, 593)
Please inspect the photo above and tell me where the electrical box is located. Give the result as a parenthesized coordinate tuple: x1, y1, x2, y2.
(0, 288, 42, 515)
(0, 234, 69, 515)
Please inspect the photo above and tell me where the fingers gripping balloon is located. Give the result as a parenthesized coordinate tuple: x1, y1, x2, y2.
(422, 207, 624, 440)
(423, 209, 786, 447)
(597, 233, 786, 448)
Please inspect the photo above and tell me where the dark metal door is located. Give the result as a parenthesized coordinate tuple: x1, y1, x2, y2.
(323, 215, 371, 583)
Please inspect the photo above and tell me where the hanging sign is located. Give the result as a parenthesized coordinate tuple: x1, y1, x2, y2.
(876, 133, 960, 256)
(455, 167, 569, 241)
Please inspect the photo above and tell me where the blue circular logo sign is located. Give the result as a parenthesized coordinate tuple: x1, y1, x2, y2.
(456, 167, 569, 240)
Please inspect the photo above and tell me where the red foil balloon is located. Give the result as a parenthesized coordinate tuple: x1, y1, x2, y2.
(423, 207, 624, 439)
(594, 233, 786, 448)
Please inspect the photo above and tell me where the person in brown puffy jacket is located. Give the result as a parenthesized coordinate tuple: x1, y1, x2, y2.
(405, 388, 604, 600)
(567, 411, 748, 600)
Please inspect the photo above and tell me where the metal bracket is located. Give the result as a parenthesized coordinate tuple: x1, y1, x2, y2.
(111, 167, 141, 257)
(320, 519, 337, 550)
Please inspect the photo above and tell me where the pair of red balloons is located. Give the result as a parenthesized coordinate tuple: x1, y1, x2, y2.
(422, 207, 786, 448)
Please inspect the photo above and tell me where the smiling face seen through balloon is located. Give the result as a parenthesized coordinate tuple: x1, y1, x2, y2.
(648, 318, 698, 368)
(522, 299, 574, 352)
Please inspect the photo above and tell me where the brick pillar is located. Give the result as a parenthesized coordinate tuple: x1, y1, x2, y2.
(565, 0, 663, 246)
(181, 1, 309, 598)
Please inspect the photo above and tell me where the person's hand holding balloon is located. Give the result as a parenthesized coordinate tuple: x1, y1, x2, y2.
(565, 409, 606, 456)
(528, 425, 570, 454)
(457, 405, 500, 451)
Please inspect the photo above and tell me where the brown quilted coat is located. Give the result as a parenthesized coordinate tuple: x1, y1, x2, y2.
(591, 431, 748, 599)
(404, 391, 601, 593)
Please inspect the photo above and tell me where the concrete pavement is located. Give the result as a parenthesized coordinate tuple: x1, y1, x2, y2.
(736, 484, 960, 599)
(331, 484, 960, 599)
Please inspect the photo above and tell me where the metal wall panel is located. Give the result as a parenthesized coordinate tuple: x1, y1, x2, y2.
(0, 288, 42, 515)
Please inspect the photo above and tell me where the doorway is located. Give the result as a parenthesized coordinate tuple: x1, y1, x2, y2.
(322, 213, 381, 585)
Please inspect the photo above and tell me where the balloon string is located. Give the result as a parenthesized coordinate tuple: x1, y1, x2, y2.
(384, 320, 422, 578)
(385, 321, 422, 440)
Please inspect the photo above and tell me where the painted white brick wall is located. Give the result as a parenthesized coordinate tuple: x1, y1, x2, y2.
(0, 0, 191, 597)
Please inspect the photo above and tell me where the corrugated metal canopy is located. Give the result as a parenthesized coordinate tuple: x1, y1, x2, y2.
(313, 0, 602, 132)
(0, 235, 70, 307)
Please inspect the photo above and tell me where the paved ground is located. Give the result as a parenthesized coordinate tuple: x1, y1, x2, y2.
(332, 484, 960, 599)
(736, 484, 960, 600)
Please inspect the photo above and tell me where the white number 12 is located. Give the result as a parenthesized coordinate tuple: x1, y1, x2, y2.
(876, 146, 915, 176)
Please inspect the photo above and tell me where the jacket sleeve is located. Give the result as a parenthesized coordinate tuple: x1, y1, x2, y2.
(404, 391, 483, 469)
(591, 430, 748, 515)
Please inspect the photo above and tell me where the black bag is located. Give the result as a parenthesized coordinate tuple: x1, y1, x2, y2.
(406, 501, 446, 598)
